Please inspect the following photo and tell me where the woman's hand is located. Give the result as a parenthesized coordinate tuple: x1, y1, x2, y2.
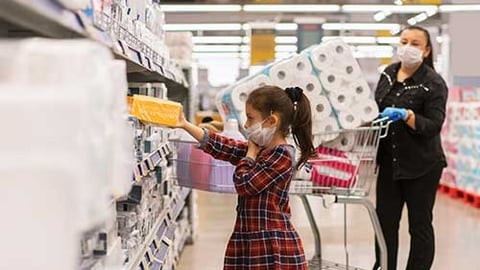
(246, 139, 260, 160)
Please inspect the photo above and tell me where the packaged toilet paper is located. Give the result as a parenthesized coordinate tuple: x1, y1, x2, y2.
(130, 95, 182, 126)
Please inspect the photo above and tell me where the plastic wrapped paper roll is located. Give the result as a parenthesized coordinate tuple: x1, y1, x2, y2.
(293, 75, 323, 101)
(268, 61, 295, 89)
(353, 99, 379, 123)
(290, 53, 313, 75)
(312, 117, 340, 145)
(338, 110, 362, 129)
(310, 95, 332, 121)
(329, 90, 354, 111)
(231, 84, 251, 111)
(249, 75, 272, 89)
(310, 45, 334, 71)
(349, 80, 371, 101)
(319, 70, 344, 92)
(324, 132, 356, 152)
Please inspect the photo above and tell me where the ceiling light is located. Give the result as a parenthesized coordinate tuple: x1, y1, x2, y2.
(322, 36, 377, 44)
(192, 36, 244, 44)
(243, 23, 298, 31)
(342, 5, 438, 14)
(374, 10, 392, 22)
(275, 36, 298, 44)
(193, 45, 241, 52)
(243, 4, 340, 13)
(439, 5, 480, 12)
(322, 23, 401, 32)
(164, 24, 242, 31)
(192, 52, 249, 59)
(376, 37, 400, 44)
(161, 5, 242, 12)
(407, 17, 417, 25)
(275, 45, 297, 52)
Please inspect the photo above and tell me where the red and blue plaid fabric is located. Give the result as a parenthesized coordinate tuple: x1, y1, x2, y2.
(203, 131, 307, 270)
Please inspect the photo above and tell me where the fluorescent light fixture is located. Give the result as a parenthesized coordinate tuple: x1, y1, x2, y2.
(161, 5, 241, 12)
(275, 45, 297, 52)
(275, 23, 298, 31)
(376, 37, 400, 44)
(439, 5, 480, 12)
(407, 9, 437, 26)
(192, 52, 249, 59)
(322, 23, 401, 32)
(164, 23, 242, 31)
(323, 36, 377, 44)
(342, 5, 438, 14)
(275, 36, 298, 44)
(192, 36, 243, 44)
(241, 36, 297, 44)
(242, 23, 298, 31)
(193, 45, 241, 52)
(243, 4, 340, 12)
(374, 10, 392, 22)
(353, 45, 394, 58)
(407, 17, 417, 25)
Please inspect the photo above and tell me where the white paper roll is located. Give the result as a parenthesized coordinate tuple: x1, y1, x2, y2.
(349, 80, 371, 101)
(310, 95, 332, 121)
(269, 61, 295, 89)
(338, 110, 362, 129)
(319, 70, 344, 92)
(324, 132, 355, 152)
(289, 53, 313, 75)
(292, 75, 323, 99)
(329, 90, 354, 111)
(249, 75, 272, 89)
(312, 117, 340, 143)
(354, 99, 379, 123)
(310, 45, 334, 71)
(328, 40, 352, 61)
(338, 62, 362, 81)
(231, 85, 251, 111)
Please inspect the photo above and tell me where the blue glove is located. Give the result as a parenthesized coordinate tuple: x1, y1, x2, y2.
(379, 107, 407, 122)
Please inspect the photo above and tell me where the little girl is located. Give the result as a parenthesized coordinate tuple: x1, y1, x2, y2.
(174, 85, 315, 270)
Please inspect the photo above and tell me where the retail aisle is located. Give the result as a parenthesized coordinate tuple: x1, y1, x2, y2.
(178, 190, 480, 270)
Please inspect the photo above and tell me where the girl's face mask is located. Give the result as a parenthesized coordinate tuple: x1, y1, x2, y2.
(244, 118, 276, 147)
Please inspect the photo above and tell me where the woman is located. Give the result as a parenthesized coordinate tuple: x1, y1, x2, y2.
(373, 26, 448, 270)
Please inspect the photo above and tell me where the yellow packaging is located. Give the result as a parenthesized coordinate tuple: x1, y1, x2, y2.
(130, 95, 181, 126)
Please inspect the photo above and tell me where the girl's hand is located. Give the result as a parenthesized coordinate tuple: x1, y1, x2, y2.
(246, 139, 260, 159)
(173, 106, 187, 129)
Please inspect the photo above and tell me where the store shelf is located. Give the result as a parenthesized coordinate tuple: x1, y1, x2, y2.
(438, 184, 480, 208)
(126, 198, 172, 270)
(0, 0, 188, 89)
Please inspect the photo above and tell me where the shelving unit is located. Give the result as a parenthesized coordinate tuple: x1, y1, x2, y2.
(0, 0, 187, 90)
(0, 1, 195, 269)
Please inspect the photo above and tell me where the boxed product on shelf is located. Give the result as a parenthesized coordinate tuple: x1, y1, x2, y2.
(130, 94, 182, 127)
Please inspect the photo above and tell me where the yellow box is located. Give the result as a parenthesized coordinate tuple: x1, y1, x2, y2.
(130, 95, 181, 126)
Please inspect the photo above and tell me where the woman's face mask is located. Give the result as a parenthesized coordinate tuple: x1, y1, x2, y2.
(244, 118, 276, 147)
(397, 45, 424, 68)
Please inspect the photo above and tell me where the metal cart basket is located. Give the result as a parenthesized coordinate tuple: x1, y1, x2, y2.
(170, 119, 390, 270)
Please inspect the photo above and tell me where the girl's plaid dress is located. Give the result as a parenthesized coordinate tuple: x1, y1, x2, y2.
(201, 131, 307, 270)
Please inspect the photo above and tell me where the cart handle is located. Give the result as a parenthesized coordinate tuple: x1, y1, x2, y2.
(371, 117, 391, 139)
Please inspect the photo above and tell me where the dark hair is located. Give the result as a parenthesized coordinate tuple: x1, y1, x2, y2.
(201, 116, 214, 123)
(402, 25, 434, 70)
(246, 85, 315, 170)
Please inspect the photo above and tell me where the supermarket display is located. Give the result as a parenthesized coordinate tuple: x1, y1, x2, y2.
(216, 39, 378, 148)
(440, 96, 480, 208)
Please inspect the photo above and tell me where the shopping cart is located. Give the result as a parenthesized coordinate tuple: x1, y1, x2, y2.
(170, 118, 390, 270)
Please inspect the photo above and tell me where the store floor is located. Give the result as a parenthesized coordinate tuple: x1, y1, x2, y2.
(178, 190, 480, 270)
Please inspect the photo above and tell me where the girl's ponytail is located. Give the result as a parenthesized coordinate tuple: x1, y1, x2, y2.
(285, 87, 315, 170)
